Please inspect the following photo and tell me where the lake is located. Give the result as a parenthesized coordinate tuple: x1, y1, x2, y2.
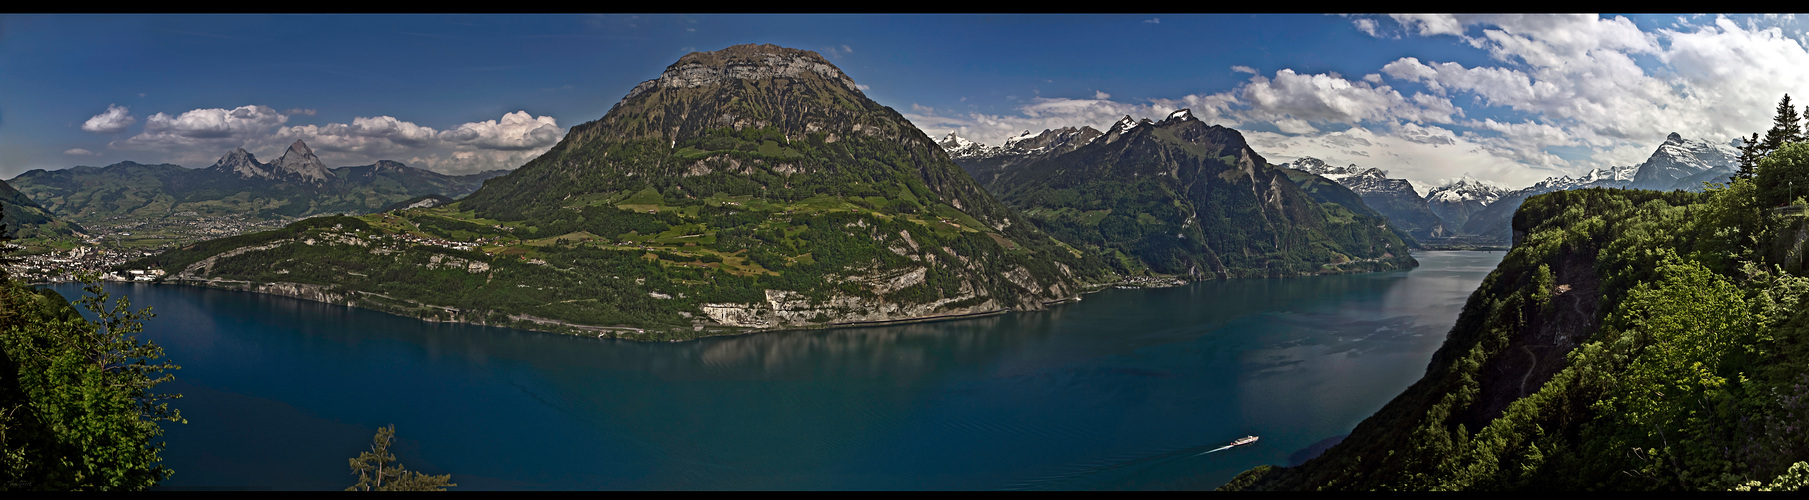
(45, 250, 1504, 490)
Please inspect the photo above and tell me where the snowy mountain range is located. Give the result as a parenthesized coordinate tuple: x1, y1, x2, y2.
(1285, 157, 1447, 240)
(1453, 132, 1739, 242)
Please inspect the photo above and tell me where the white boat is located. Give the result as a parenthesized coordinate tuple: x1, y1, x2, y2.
(1231, 435, 1258, 447)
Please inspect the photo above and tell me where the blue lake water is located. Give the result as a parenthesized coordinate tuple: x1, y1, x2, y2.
(46, 250, 1504, 490)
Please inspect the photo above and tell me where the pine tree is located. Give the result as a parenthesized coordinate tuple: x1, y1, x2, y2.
(347, 424, 455, 491)
(1739, 133, 1766, 180)
(1763, 94, 1803, 153)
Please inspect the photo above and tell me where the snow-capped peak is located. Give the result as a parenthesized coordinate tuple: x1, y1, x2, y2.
(1285, 157, 1387, 182)
(1111, 115, 1139, 132)
(1001, 130, 1040, 149)
(1427, 179, 1508, 204)
(1161, 109, 1194, 124)
(937, 132, 976, 150)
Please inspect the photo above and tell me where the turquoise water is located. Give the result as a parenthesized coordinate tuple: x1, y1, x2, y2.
(46, 251, 1504, 490)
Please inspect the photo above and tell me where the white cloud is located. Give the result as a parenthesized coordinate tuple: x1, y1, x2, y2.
(276, 115, 441, 156)
(114, 105, 288, 157)
(1143, 18, 1160, 25)
(1247, 125, 1560, 191)
(1319, 14, 1809, 186)
(1389, 14, 1466, 37)
(103, 105, 562, 174)
(81, 104, 136, 134)
(276, 111, 565, 174)
(904, 96, 1223, 146)
(285, 108, 318, 116)
(1231, 65, 1258, 74)
(438, 111, 563, 151)
(1353, 18, 1383, 38)
(1233, 69, 1460, 127)
(1094, 90, 1111, 99)
(63, 148, 97, 156)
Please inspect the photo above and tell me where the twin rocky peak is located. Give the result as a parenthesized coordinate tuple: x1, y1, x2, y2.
(209, 140, 334, 184)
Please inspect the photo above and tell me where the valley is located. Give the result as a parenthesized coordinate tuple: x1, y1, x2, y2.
(6, 19, 1809, 491)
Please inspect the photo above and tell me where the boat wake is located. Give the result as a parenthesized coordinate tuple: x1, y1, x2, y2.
(1003, 436, 1257, 490)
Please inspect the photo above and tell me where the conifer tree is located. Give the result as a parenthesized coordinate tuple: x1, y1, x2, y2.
(347, 424, 455, 491)
(1763, 94, 1803, 153)
(1738, 133, 1766, 180)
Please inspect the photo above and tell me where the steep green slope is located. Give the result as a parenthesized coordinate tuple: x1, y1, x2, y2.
(139, 44, 1113, 338)
(988, 111, 1415, 278)
(1225, 171, 1809, 490)
(1279, 168, 1422, 248)
(0, 178, 84, 249)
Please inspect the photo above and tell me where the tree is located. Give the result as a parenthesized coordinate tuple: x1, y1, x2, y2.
(0, 266, 182, 490)
(1762, 94, 1804, 154)
(1756, 142, 1809, 207)
(347, 424, 454, 491)
(1738, 133, 1766, 180)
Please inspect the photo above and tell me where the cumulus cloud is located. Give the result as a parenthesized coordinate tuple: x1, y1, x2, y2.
(1233, 69, 1460, 126)
(63, 148, 97, 156)
(276, 110, 565, 173)
(81, 104, 136, 134)
(1094, 90, 1111, 99)
(439, 111, 563, 151)
(904, 95, 1227, 146)
(114, 105, 288, 156)
(1333, 14, 1809, 185)
(104, 105, 562, 174)
(1231, 65, 1258, 74)
(276, 115, 441, 156)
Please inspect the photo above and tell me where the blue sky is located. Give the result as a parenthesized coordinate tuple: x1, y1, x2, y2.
(7, 14, 1809, 192)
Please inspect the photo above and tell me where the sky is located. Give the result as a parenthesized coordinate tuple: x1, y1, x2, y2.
(7, 14, 1809, 193)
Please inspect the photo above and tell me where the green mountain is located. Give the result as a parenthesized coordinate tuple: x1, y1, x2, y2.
(0, 178, 82, 243)
(7, 142, 504, 224)
(135, 44, 1113, 339)
(1223, 169, 1809, 490)
(983, 110, 1416, 278)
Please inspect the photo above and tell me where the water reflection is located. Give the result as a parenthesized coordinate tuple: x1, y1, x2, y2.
(45, 251, 1503, 490)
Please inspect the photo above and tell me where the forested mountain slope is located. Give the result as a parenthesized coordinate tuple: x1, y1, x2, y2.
(1224, 145, 1809, 490)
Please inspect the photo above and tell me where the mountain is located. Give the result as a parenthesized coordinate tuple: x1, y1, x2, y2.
(140, 44, 1113, 338)
(1224, 181, 1809, 491)
(1457, 133, 1738, 243)
(8, 145, 506, 226)
(980, 109, 1416, 278)
(1424, 179, 1509, 231)
(945, 127, 1104, 189)
(0, 179, 82, 242)
(1283, 157, 1447, 241)
(1627, 132, 1739, 190)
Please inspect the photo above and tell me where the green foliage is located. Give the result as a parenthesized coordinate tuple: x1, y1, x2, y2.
(1757, 142, 1809, 208)
(1230, 176, 1809, 491)
(1763, 94, 1804, 154)
(1734, 461, 1809, 491)
(347, 424, 454, 491)
(0, 272, 182, 490)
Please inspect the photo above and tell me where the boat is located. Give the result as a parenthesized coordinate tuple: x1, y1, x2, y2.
(1231, 435, 1258, 447)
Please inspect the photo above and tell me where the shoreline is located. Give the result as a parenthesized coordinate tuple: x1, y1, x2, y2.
(34, 251, 1470, 342)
